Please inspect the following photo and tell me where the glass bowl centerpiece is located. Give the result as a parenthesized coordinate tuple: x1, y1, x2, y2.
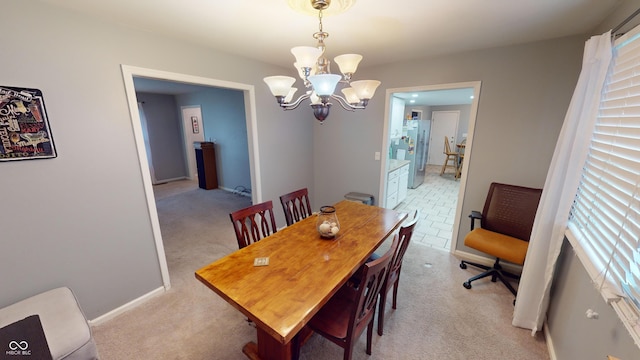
(316, 206, 340, 238)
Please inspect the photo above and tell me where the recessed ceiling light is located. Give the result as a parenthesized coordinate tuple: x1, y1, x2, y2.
(410, 100, 415, 103)
(470, 95, 474, 99)
(412, 94, 419, 97)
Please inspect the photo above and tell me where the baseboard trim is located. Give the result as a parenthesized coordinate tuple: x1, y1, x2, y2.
(220, 186, 251, 197)
(452, 249, 523, 274)
(88, 286, 166, 326)
(544, 324, 557, 360)
(153, 176, 188, 185)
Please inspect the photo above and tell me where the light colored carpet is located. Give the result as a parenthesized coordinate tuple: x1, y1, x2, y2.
(91, 180, 549, 360)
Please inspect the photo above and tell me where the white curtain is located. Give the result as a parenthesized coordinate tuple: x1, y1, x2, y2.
(512, 31, 612, 333)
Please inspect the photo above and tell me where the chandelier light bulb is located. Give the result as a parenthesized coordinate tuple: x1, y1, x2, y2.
(350, 80, 381, 100)
(341, 87, 360, 104)
(308, 74, 341, 96)
(291, 46, 323, 68)
(285, 88, 298, 103)
(310, 92, 322, 105)
(334, 54, 363, 76)
(263, 76, 296, 97)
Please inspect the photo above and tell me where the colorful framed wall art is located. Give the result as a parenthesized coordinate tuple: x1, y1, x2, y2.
(0, 86, 57, 161)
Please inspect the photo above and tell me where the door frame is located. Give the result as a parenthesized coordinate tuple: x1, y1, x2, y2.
(120, 65, 262, 289)
(378, 81, 481, 253)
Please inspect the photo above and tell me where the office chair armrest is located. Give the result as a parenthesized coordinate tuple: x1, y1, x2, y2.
(469, 211, 482, 231)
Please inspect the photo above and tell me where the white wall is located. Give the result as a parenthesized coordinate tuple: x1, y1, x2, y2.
(136, 92, 187, 181)
(0, 0, 313, 319)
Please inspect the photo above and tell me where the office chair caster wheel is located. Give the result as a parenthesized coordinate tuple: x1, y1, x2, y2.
(463, 281, 472, 289)
(460, 263, 467, 269)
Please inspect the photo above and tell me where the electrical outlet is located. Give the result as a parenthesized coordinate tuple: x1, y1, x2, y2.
(374, 151, 381, 160)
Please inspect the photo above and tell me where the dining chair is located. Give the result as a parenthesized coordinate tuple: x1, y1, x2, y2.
(279, 188, 313, 227)
(455, 152, 465, 179)
(440, 136, 459, 176)
(229, 200, 277, 249)
(295, 235, 399, 360)
(455, 138, 466, 179)
(377, 209, 420, 336)
(460, 182, 542, 298)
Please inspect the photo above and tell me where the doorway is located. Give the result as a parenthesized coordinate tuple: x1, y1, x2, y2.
(120, 65, 261, 289)
(379, 81, 481, 253)
(180, 105, 205, 180)
(428, 110, 460, 166)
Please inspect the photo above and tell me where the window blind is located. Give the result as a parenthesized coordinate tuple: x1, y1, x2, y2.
(568, 28, 640, 312)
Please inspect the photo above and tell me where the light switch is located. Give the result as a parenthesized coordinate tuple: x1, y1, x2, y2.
(374, 151, 381, 160)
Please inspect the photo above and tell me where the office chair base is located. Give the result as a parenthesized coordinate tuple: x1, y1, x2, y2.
(460, 258, 520, 297)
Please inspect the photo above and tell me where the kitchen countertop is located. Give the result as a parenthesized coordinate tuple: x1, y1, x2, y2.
(388, 159, 411, 172)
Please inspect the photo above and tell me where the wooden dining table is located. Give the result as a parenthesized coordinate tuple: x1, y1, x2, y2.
(195, 200, 407, 360)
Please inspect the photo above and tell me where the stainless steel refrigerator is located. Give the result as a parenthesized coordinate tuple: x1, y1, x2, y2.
(391, 120, 431, 189)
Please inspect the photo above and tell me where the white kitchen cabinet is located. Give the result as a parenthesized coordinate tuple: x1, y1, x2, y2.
(386, 167, 400, 209)
(386, 162, 410, 209)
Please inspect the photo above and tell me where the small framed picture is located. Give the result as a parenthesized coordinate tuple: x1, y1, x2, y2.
(411, 110, 423, 120)
(191, 116, 199, 134)
(0, 86, 57, 161)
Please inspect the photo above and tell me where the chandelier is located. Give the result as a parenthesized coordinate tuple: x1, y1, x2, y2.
(263, 0, 381, 123)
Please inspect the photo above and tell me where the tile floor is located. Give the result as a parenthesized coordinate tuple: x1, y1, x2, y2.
(395, 164, 460, 251)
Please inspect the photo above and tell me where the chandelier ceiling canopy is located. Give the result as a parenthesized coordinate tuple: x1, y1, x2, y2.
(287, 0, 356, 16)
(263, 0, 381, 123)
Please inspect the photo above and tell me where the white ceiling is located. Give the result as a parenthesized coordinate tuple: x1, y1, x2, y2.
(40, 0, 621, 68)
(393, 88, 476, 106)
(42, 0, 625, 105)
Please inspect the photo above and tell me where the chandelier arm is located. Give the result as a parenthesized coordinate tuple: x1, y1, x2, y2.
(330, 94, 365, 111)
(280, 93, 311, 110)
